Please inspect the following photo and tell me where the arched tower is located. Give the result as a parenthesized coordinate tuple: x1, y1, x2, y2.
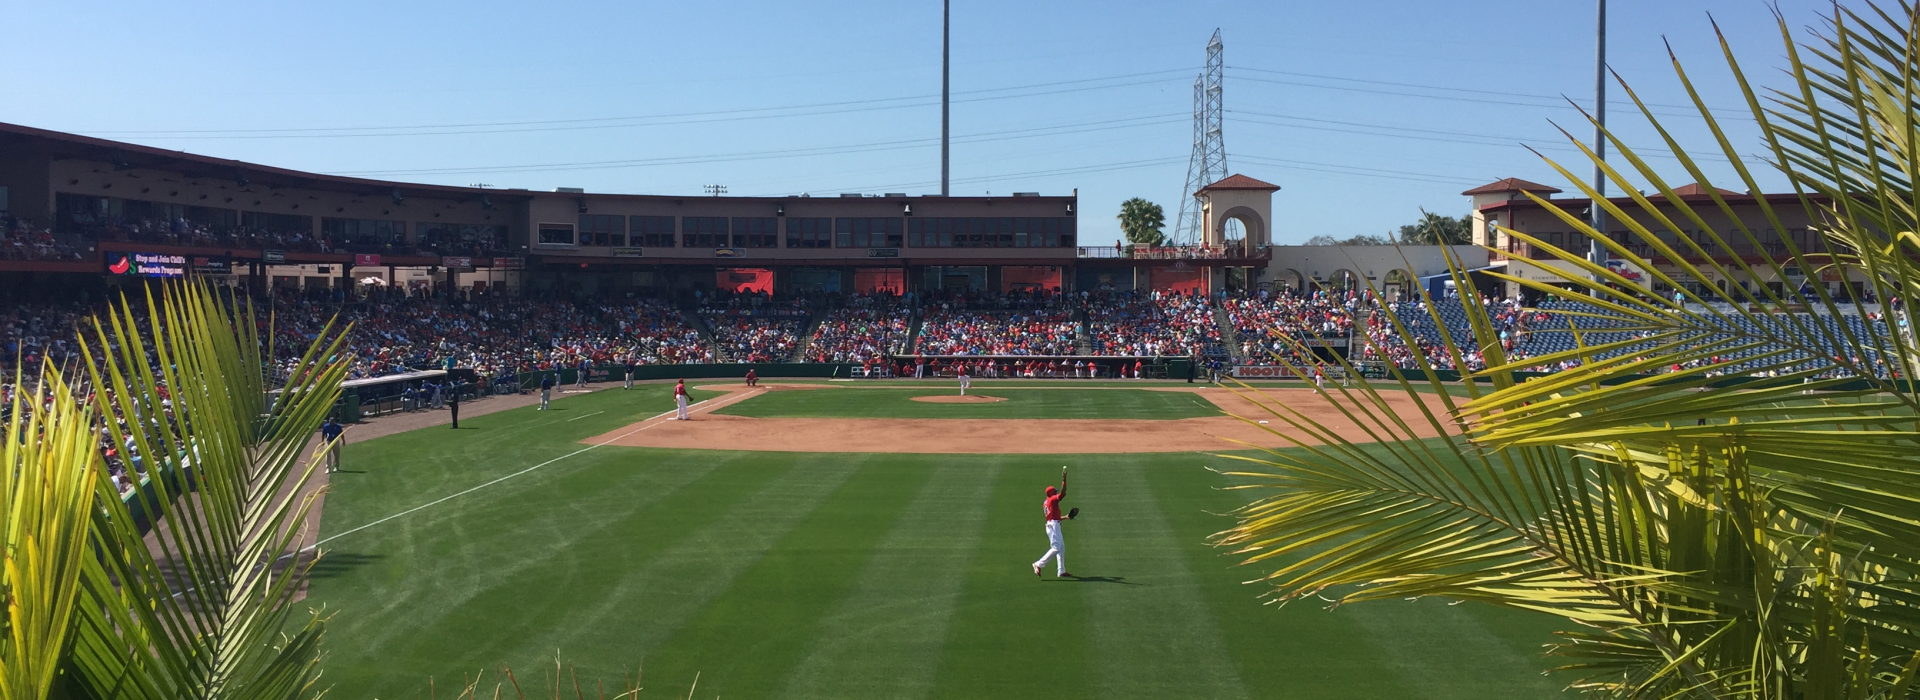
(1195, 174, 1279, 249)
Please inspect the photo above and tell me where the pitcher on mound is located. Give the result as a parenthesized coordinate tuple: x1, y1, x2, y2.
(1033, 467, 1071, 578)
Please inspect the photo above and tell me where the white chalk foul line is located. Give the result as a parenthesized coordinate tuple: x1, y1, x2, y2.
(307, 387, 763, 552)
(565, 410, 606, 422)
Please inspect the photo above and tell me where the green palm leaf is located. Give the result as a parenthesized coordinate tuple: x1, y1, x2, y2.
(63, 282, 350, 700)
(0, 369, 102, 700)
(1214, 3, 1920, 696)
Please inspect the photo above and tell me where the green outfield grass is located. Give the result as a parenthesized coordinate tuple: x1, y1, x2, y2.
(713, 387, 1223, 420)
(306, 384, 1573, 699)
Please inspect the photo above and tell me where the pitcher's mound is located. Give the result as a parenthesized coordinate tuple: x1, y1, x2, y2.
(911, 394, 1006, 404)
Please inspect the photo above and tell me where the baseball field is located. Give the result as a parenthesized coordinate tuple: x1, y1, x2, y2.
(304, 380, 1573, 699)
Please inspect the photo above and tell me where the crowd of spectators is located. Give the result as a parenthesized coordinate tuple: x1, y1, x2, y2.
(1085, 290, 1221, 357)
(914, 290, 1080, 356)
(2, 216, 86, 262)
(267, 290, 713, 381)
(67, 214, 327, 253)
(55, 211, 507, 258)
(697, 292, 810, 363)
(806, 293, 911, 365)
(1224, 289, 1357, 365)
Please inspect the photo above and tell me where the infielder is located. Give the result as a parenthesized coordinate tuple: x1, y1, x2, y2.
(539, 373, 556, 410)
(320, 417, 345, 473)
(1032, 467, 1071, 578)
(674, 378, 690, 420)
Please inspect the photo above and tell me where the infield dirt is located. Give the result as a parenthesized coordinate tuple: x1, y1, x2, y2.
(584, 384, 1455, 453)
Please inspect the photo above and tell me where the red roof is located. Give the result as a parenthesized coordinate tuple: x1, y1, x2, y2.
(1461, 178, 1563, 196)
(1663, 183, 1741, 197)
(1196, 174, 1281, 193)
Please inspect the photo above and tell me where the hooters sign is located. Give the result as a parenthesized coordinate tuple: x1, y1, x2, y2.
(1231, 365, 1303, 379)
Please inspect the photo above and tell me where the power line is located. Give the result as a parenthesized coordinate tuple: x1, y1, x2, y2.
(1227, 72, 1736, 121)
(90, 69, 1197, 139)
(1232, 154, 1487, 185)
(763, 156, 1189, 197)
(1227, 65, 1743, 115)
(1228, 110, 1739, 164)
(329, 114, 1186, 177)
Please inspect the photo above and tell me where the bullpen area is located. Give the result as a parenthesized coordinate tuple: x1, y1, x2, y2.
(305, 380, 1570, 699)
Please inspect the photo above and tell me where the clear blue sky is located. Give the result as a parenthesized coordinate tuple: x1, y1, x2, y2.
(3, 0, 1823, 245)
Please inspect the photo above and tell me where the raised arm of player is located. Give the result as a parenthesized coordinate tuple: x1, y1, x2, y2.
(1058, 470, 1067, 499)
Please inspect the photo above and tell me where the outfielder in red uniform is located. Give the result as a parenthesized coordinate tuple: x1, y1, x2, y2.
(1032, 468, 1071, 578)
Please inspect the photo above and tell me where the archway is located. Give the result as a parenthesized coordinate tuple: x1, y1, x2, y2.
(1214, 205, 1267, 250)
(1383, 269, 1415, 302)
(1275, 268, 1307, 294)
(1195, 175, 1279, 248)
(1325, 269, 1361, 293)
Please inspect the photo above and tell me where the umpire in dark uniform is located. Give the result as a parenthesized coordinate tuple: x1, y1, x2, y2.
(449, 379, 462, 429)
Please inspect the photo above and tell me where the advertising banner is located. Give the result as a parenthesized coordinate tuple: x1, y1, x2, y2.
(355, 254, 382, 266)
(262, 250, 286, 264)
(1231, 364, 1349, 380)
(192, 257, 230, 275)
(106, 251, 188, 278)
(1230, 365, 1300, 379)
(497, 257, 525, 270)
(611, 247, 645, 258)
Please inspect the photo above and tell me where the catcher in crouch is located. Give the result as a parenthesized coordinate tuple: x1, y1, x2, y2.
(1032, 466, 1077, 578)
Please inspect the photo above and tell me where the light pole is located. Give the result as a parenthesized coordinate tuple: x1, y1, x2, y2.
(942, 0, 951, 197)
(1590, 0, 1610, 276)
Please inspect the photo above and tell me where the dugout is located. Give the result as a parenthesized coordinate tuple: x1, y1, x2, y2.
(328, 369, 448, 421)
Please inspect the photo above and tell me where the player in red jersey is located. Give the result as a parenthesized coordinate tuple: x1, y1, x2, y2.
(1032, 467, 1071, 578)
(674, 378, 690, 420)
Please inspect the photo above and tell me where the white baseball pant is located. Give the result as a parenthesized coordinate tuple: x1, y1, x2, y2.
(1033, 520, 1066, 575)
(676, 393, 690, 420)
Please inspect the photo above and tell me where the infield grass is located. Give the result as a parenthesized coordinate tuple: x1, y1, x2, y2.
(713, 387, 1223, 420)
(306, 383, 1573, 699)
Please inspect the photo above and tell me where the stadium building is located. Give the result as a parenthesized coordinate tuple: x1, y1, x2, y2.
(0, 122, 1294, 298)
(1466, 177, 1865, 301)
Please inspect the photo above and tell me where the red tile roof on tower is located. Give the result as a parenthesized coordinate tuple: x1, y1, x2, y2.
(1196, 174, 1281, 194)
(1663, 183, 1741, 197)
(1461, 178, 1563, 196)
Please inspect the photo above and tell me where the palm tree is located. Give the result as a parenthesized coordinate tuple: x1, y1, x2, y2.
(0, 282, 350, 700)
(1117, 197, 1167, 248)
(1213, 4, 1920, 697)
(1398, 211, 1470, 245)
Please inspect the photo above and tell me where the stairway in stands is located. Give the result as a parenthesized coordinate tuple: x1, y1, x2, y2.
(791, 305, 825, 362)
(681, 307, 731, 362)
(1213, 305, 1244, 362)
(903, 304, 924, 354)
(1075, 303, 1094, 355)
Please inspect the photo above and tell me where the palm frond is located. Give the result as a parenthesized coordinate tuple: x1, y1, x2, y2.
(63, 281, 350, 700)
(0, 368, 101, 700)
(1213, 3, 1920, 697)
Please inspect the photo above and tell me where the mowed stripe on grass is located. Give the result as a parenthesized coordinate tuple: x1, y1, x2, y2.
(776, 462, 1002, 700)
(308, 386, 1572, 699)
(714, 387, 1221, 420)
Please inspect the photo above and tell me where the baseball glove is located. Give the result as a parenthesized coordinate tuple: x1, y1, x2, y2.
(1067, 507, 1080, 520)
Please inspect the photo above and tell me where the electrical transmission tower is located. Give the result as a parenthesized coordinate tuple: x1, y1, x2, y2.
(1173, 29, 1227, 246)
